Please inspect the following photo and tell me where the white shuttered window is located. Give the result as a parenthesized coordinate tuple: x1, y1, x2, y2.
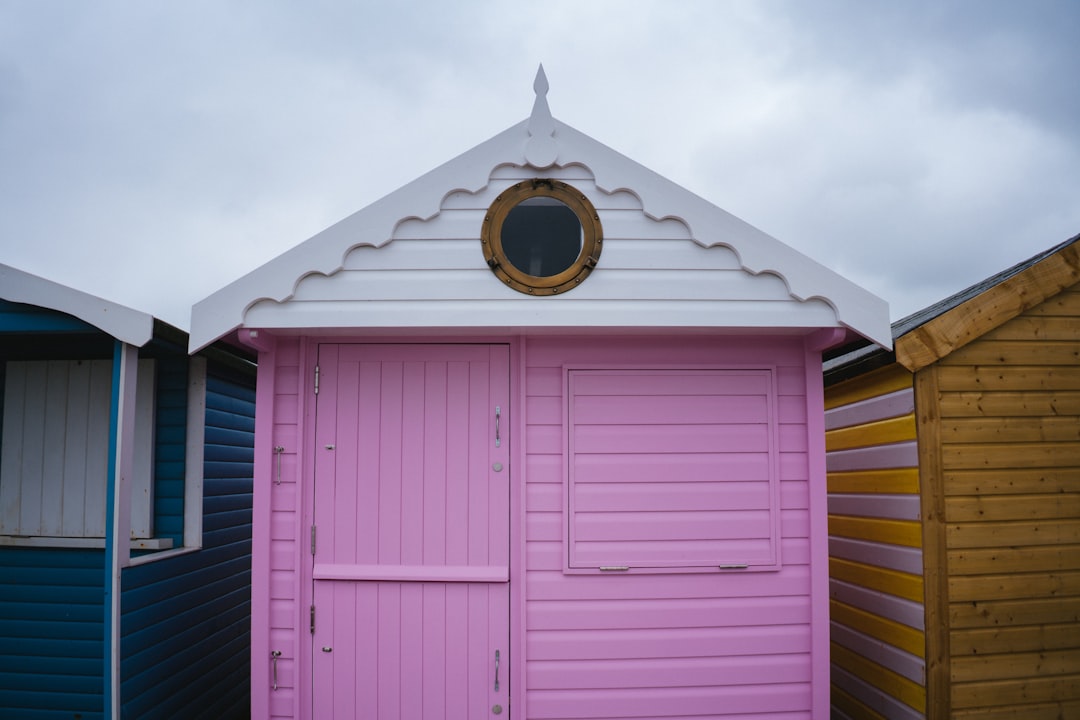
(0, 359, 155, 538)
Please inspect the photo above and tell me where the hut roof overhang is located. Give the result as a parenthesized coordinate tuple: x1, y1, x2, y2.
(190, 69, 891, 352)
(825, 232, 1080, 383)
(1, 263, 155, 347)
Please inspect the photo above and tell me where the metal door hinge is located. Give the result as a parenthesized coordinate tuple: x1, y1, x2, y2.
(314, 365, 320, 395)
(310, 605, 316, 634)
(311, 525, 316, 555)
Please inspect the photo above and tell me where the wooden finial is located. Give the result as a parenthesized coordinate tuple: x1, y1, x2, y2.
(534, 63, 549, 97)
(525, 64, 558, 168)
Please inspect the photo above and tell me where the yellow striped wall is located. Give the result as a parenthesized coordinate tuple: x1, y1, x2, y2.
(826, 364, 925, 720)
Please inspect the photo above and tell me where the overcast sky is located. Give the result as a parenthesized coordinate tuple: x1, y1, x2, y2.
(2, 1, 1078, 332)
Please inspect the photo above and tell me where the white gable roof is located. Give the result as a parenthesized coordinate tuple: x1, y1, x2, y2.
(1, 263, 154, 346)
(191, 69, 890, 351)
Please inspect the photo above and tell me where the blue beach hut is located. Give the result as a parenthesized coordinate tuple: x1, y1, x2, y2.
(0, 263, 256, 719)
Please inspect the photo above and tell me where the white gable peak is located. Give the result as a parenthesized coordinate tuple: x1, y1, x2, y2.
(190, 71, 892, 352)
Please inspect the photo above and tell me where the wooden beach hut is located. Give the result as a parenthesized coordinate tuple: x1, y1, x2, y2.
(0, 263, 256, 719)
(191, 68, 891, 720)
(823, 234, 1080, 719)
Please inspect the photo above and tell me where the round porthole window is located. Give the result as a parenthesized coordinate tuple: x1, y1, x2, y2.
(481, 179, 602, 294)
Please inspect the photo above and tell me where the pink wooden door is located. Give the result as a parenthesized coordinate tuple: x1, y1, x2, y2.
(311, 344, 511, 719)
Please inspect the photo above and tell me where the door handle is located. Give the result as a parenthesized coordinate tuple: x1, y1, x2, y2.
(494, 649, 500, 692)
(495, 406, 501, 448)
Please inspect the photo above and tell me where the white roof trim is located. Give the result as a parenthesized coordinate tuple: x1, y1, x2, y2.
(0, 264, 155, 347)
(190, 87, 890, 351)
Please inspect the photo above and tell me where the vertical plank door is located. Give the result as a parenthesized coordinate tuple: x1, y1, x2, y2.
(312, 344, 511, 719)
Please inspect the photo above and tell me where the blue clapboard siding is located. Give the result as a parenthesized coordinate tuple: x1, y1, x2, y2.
(153, 357, 188, 546)
(0, 547, 106, 719)
(120, 370, 255, 719)
(0, 302, 109, 720)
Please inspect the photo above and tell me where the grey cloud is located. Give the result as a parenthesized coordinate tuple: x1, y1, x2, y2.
(0, 0, 1077, 328)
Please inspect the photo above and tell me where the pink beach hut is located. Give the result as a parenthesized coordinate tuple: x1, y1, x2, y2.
(190, 69, 891, 720)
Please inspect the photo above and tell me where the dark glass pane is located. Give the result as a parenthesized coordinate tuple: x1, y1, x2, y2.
(501, 197, 583, 278)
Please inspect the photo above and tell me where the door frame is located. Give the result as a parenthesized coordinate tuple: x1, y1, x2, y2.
(296, 337, 525, 720)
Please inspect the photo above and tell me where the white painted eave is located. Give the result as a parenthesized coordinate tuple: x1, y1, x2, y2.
(190, 121, 531, 352)
(1, 263, 155, 347)
(190, 115, 891, 352)
(551, 122, 891, 349)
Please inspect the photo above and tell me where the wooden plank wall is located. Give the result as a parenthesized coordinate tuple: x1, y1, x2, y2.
(929, 283, 1080, 719)
(825, 364, 926, 719)
(120, 368, 255, 718)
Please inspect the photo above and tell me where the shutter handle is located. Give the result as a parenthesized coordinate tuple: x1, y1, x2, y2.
(271, 650, 282, 690)
(274, 446, 285, 485)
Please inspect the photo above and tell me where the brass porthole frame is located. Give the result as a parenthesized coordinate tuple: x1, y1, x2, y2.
(481, 179, 603, 295)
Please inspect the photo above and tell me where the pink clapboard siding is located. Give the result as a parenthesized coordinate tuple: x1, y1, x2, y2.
(249, 334, 829, 719)
(523, 336, 820, 719)
(567, 368, 780, 570)
(250, 336, 304, 720)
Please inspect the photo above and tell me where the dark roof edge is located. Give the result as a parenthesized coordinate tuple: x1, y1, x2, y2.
(892, 231, 1080, 337)
(151, 318, 256, 374)
(822, 231, 1080, 383)
(823, 343, 897, 386)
